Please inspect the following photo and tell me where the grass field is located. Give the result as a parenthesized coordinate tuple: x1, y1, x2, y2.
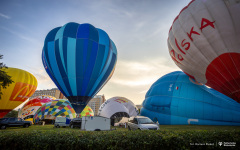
(1, 124, 239, 149)
(1, 124, 240, 132)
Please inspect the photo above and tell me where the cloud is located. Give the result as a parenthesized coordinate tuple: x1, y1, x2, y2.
(108, 8, 135, 18)
(110, 57, 180, 87)
(0, 13, 11, 19)
(33, 69, 50, 81)
(138, 89, 148, 94)
(0, 26, 41, 45)
(98, 57, 180, 104)
(24, 66, 56, 90)
(33, 70, 56, 90)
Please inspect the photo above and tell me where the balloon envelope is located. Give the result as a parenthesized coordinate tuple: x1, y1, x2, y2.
(77, 105, 94, 118)
(98, 97, 139, 125)
(140, 71, 240, 125)
(0, 67, 37, 118)
(167, 0, 240, 103)
(18, 95, 56, 120)
(34, 99, 76, 123)
(42, 22, 117, 113)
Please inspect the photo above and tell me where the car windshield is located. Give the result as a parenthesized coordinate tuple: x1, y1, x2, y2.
(138, 118, 154, 124)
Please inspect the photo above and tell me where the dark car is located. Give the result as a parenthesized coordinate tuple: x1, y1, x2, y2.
(69, 118, 82, 128)
(0, 118, 32, 129)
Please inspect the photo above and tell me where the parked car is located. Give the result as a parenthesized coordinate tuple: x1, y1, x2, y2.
(127, 116, 159, 130)
(69, 118, 82, 128)
(0, 118, 32, 129)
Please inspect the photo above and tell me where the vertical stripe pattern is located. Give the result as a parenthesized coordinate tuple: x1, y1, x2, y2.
(42, 23, 117, 113)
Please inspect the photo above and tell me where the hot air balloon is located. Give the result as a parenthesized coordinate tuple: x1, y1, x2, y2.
(98, 97, 139, 126)
(167, 0, 240, 103)
(141, 71, 240, 125)
(18, 95, 56, 123)
(0, 67, 38, 118)
(34, 99, 76, 123)
(42, 22, 117, 113)
(77, 105, 94, 118)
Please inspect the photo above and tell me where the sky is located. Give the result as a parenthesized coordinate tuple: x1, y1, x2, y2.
(0, 0, 190, 106)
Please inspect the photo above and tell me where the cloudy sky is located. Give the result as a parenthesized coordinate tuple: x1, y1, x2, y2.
(0, 0, 190, 105)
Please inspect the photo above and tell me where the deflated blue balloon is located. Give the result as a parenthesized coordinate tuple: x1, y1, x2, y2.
(140, 71, 240, 125)
(42, 22, 117, 113)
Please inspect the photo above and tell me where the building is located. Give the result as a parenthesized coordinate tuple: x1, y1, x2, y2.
(30, 88, 105, 115)
(29, 88, 66, 99)
(88, 95, 106, 115)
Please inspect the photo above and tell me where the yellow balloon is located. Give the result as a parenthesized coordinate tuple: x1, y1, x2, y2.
(0, 67, 38, 118)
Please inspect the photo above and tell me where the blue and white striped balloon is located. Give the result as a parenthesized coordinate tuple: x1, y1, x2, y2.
(42, 22, 117, 113)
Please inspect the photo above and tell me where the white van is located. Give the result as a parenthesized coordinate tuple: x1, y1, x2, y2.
(54, 117, 71, 128)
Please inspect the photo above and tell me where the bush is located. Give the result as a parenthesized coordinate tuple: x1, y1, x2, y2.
(0, 130, 239, 150)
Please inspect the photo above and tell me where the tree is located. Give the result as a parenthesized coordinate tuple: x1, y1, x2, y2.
(0, 54, 14, 99)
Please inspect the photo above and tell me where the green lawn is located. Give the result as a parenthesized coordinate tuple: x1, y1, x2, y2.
(1, 124, 240, 132)
(1, 124, 239, 150)
(0, 124, 129, 132)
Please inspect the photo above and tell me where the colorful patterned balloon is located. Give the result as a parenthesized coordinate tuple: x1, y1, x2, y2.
(18, 95, 56, 120)
(78, 105, 94, 118)
(34, 99, 76, 123)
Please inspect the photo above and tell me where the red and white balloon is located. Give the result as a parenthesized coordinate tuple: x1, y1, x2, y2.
(168, 0, 240, 102)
